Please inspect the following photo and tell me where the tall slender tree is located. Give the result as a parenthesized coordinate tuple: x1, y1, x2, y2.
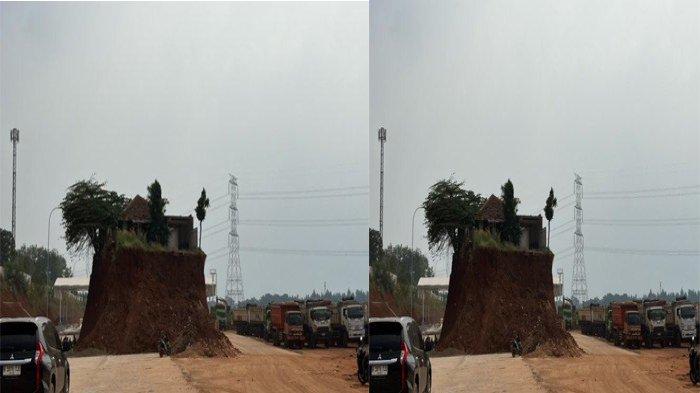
(147, 180, 169, 246)
(501, 179, 521, 245)
(195, 188, 210, 248)
(544, 188, 558, 247)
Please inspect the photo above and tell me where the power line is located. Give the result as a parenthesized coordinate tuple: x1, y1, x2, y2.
(239, 191, 368, 201)
(587, 184, 700, 196)
(587, 246, 700, 256)
(585, 217, 700, 223)
(240, 185, 368, 197)
(585, 221, 700, 227)
(240, 246, 367, 257)
(551, 219, 574, 232)
(586, 191, 700, 200)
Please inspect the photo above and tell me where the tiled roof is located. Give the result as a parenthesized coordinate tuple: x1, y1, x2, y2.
(121, 195, 150, 222)
(477, 194, 504, 222)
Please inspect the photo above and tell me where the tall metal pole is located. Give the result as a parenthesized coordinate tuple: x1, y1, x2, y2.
(571, 174, 588, 303)
(378, 127, 387, 238)
(226, 174, 244, 305)
(411, 206, 423, 320)
(47, 206, 59, 317)
(10, 128, 20, 239)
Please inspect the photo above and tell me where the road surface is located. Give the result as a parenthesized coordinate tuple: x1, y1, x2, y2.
(432, 352, 545, 392)
(526, 332, 695, 392)
(70, 352, 197, 393)
(173, 332, 366, 393)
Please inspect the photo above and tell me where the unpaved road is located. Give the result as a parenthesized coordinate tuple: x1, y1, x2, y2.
(432, 331, 695, 393)
(432, 352, 545, 392)
(526, 332, 696, 392)
(70, 352, 197, 393)
(173, 332, 366, 393)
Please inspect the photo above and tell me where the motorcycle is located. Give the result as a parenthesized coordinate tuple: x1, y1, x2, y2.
(158, 335, 172, 358)
(511, 337, 522, 358)
(356, 336, 369, 385)
(690, 335, 699, 385)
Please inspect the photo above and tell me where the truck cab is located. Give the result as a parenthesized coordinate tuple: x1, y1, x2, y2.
(301, 300, 332, 348)
(269, 302, 305, 348)
(609, 302, 642, 347)
(640, 299, 667, 348)
(332, 298, 366, 346)
(666, 297, 697, 346)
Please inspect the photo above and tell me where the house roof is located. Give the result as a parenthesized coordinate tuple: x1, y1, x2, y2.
(477, 194, 505, 222)
(121, 195, 150, 223)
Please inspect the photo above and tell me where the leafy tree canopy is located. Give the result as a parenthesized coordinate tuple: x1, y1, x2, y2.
(147, 180, 170, 246)
(5, 245, 72, 287)
(0, 228, 15, 266)
(369, 228, 382, 266)
(61, 179, 127, 254)
(501, 179, 521, 245)
(423, 178, 484, 254)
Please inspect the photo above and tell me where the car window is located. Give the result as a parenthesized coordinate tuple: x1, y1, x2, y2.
(408, 323, 423, 351)
(42, 323, 58, 349)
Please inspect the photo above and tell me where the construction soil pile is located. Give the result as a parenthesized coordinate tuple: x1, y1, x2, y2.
(76, 241, 237, 357)
(437, 245, 582, 357)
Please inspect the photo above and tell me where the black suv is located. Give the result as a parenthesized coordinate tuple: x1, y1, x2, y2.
(0, 317, 70, 393)
(369, 317, 431, 393)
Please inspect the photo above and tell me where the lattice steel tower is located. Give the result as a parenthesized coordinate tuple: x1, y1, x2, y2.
(226, 174, 244, 304)
(571, 173, 588, 303)
(378, 127, 387, 238)
(10, 128, 19, 238)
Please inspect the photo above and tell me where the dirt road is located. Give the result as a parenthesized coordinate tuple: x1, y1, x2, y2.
(70, 353, 197, 393)
(432, 352, 545, 393)
(173, 332, 367, 393)
(526, 332, 695, 392)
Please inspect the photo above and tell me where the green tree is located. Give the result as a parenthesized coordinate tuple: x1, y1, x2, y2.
(423, 178, 484, 254)
(7, 245, 72, 287)
(381, 244, 433, 287)
(501, 179, 521, 245)
(147, 180, 170, 246)
(369, 228, 382, 266)
(61, 179, 127, 255)
(543, 187, 557, 247)
(0, 228, 15, 266)
(195, 188, 210, 248)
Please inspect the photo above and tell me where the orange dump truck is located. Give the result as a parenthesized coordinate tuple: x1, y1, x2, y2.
(269, 302, 305, 349)
(609, 301, 642, 348)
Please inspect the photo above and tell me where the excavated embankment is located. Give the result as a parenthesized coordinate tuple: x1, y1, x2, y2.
(76, 241, 236, 357)
(437, 245, 582, 357)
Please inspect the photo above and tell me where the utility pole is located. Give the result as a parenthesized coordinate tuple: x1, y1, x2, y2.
(10, 128, 20, 239)
(226, 174, 244, 305)
(571, 173, 588, 303)
(378, 127, 387, 238)
(557, 268, 564, 306)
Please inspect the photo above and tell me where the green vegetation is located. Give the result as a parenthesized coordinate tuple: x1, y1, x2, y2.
(238, 289, 369, 306)
(472, 229, 517, 251)
(195, 188, 210, 248)
(0, 228, 15, 266)
(115, 230, 166, 252)
(543, 187, 557, 247)
(422, 178, 484, 254)
(369, 228, 382, 266)
(61, 179, 127, 255)
(146, 180, 170, 246)
(500, 179, 521, 245)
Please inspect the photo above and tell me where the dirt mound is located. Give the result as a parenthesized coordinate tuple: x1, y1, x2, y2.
(76, 241, 237, 357)
(369, 282, 400, 318)
(437, 245, 582, 357)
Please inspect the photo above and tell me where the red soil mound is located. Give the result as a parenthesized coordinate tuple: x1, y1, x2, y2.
(369, 282, 401, 318)
(437, 245, 582, 357)
(76, 241, 237, 357)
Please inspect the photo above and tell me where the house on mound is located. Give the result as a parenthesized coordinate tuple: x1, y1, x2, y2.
(475, 194, 546, 250)
(120, 195, 197, 250)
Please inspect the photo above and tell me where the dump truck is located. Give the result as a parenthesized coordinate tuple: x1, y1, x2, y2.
(665, 296, 697, 347)
(210, 297, 231, 330)
(608, 301, 642, 347)
(269, 302, 305, 348)
(558, 298, 574, 330)
(639, 299, 668, 348)
(330, 297, 366, 347)
(231, 307, 249, 334)
(244, 303, 265, 338)
(300, 299, 332, 348)
(578, 303, 606, 336)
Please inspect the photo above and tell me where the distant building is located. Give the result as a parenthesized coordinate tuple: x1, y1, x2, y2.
(475, 194, 546, 250)
(120, 195, 197, 251)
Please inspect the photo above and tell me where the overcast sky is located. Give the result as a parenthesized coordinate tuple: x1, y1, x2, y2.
(370, 0, 699, 299)
(1, 2, 368, 299)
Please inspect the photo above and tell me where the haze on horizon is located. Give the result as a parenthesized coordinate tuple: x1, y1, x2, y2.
(1, 2, 369, 299)
(370, 0, 699, 299)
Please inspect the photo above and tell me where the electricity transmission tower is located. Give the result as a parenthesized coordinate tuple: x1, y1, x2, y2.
(226, 174, 244, 304)
(10, 128, 19, 238)
(378, 127, 387, 238)
(571, 173, 588, 303)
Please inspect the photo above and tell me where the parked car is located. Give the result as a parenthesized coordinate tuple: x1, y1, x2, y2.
(0, 317, 70, 393)
(369, 317, 431, 393)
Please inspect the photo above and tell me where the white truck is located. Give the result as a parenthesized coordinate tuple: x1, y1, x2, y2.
(330, 297, 366, 346)
(639, 299, 668, 348)
(299, 299, 332, 348)
(665, 296, 697, 347)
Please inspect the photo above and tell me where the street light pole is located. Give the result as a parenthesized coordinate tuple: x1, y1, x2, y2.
(47, 206, 60, 318)
(411, 205, 424, 320)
